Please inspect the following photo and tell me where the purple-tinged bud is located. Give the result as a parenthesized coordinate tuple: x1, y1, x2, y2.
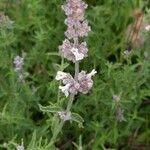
(62, 0, 87, 19)
(62, 0, 90, 40)
(13, 56, 24, 72)
(0, 13, 14, 29)
(58, 111, 71, 121)
(145, 25, 150, 31)
(16, 145, 24, 150)
(59, 39, 88, 62)
(65, 26, 78, 39)
(76, 20, 91, 37)
(13, 55, 27, 83)
(112, 95, 120, 102)
(56, 71, 80, 97)
(78, 69, 97, 94)
(116, 108, 125, 122)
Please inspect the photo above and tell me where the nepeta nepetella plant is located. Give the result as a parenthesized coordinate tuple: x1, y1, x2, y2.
(13, 55, 25, 83)
(59, 0, 91, 62)
(0, 13, 14, 29)
(46, 0, 96, 145)
(55, 69, 96, 97)
(16, 145, 24, 150)
(56, 0, 96, 98)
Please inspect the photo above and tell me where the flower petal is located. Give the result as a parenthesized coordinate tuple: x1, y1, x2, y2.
(59, 84, 70, 97)
(71, 48, 84, 61)
(88, 69, 97, 77)
(55, 71, 67, 80)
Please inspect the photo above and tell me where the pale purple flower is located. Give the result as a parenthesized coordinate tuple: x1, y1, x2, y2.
(56, 71, 80, 97)
(113, 95, 120, 102)
(56, 0, 96, 97)
(59, 39, 88, 62)
(65, 20, 91, 39)
(0, 14, 5, 23)
(77, 42, 88, 56)
(59, 39, 75, 61)
(55, 71, 68, 80)
(0, 14, 14, 29)
(145, 25, 150, 31)
(77, 69, 97, 94)
(13, 56, 24, 72)
(123, 50, 130, 57)
(65, 26, 78, 39)
(76, 20, 91, 37)
(18, 74, 25, 83)
(58, 111, 71, 121)
(60, 0, 90, 61)
(56, 70, 96, 96)
(59, 84, 70, 97)
(62, 0, 90, 39)
(13, 55, 26, 83)
(70, 48, 84, 61)
(65, 16, 77, 27)
(16, 145, 24, 150)
(116, 108, 125, 122)
(62, 0, 87, 19)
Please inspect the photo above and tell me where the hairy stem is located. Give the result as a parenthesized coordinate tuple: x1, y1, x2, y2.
(50, 38, 79, 146)
(57, 57, 64, 103)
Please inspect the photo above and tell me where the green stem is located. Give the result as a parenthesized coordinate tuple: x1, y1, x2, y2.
(57, 57, 64, 103)
(50, 38, 80, 146)
(50, 120, 64, 146)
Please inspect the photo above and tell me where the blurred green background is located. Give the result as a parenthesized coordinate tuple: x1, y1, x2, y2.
(0, 0, 150, 149)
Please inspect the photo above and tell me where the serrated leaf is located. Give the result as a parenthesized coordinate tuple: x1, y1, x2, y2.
(39, 104, 61, 113)
(61, 62, 69, 70)
(52, 63, 61, 71)
(46, 52, 60, 56)
(27, 130, 37, 150)
(51, 115, 60, 135)
(71, 113, 84, 128)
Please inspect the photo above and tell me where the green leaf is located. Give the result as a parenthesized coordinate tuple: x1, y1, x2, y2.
(71, 113, 84, 128)
(39, 104, 61, 113)
(27, 131, 37, 150)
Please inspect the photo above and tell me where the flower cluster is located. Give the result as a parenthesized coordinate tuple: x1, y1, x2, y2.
(116, 108, 125, 122)
(13, 55, 26, 83)
(59, 39, 88, 62)
(62, 0, 90, 38)
(59, 0, 91, 62)
(16, 145, 25, 150)
(58, 111, 71, 121)
(56, 0, 96, 110)
(56, 69, 97, 97)
(0, 12, 14, 29)
(56, 71, 80, 97)
(112, 95, 120, 102)
(145, 25, 150, 31)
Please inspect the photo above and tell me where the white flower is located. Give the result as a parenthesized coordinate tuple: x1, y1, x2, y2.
(13, 56, 24, 72)
(71, 48, 84, 61)
(88, 69, 97, 77)
(16, 145, 24, 150)
(113, 95, 120, 102)
(78, 69, 97, 94)
(58, 111, 71, 121)
(18, 74, 25, 83)
(59, 84, 70, 97)
(13, 55, 26, 83)
(116, 108, 125, 122)
(55, 71, 68, 80)
(123, 50, 130, 57)
(56, 71, 80, 97)
(145, 25, 150, 31)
